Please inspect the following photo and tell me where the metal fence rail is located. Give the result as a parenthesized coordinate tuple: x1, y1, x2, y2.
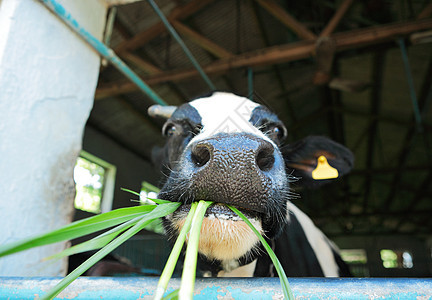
(1, 277, 432, 299)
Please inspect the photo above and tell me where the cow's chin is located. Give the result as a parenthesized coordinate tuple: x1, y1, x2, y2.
(166, 203, 263, 261)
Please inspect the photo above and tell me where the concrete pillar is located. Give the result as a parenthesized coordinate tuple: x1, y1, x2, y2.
(0, 0, 107, 276)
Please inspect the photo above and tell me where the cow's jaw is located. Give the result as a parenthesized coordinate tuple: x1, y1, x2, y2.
(166, 203, 263, 261)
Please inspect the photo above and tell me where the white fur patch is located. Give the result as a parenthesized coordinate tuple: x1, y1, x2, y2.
(218, 259, 257, 277)
(286, 201, 340, 277)
(189, 92, 272, 144)
(172, 213, 262, 261)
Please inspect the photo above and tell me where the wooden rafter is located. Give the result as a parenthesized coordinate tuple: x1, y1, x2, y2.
(121, 52, 162, 75)
(254, 0, 317, 40)
(417, 2, 432, 19)
(114, 0, 215, 54)
(320, 0, 354, 37)
(112, 18, 162, 75)
(250, 0, 298, 126)
(114, 17, 133, 39)
(171, 20, 233, 59)
(96, 19, 432, 99)
(110, 10, 190, 106)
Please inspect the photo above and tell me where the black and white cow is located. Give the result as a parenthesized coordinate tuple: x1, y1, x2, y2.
(149, 92, 353, 277)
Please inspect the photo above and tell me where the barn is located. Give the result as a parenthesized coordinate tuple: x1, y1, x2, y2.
(0, 0, 431, 298)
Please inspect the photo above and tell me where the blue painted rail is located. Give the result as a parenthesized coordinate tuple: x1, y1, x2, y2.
(1, 277, 432, 299)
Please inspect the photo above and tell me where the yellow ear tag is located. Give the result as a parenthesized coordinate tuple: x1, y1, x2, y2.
(312, 156, 339, 180)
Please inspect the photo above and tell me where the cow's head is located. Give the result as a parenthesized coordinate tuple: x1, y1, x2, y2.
(150, 92, 353, 270)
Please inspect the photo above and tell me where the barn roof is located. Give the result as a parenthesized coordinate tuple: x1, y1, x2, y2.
(92, 0, 432, 238)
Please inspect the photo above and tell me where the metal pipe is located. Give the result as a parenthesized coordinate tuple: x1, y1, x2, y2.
(147, 0, 216, 91)
(398, 38, 423, 131)
(38, 0, 168, 106)
(101, 7, 117, 67)
(2, 277, 432, 299)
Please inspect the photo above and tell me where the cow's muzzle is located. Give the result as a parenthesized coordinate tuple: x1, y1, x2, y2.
(182, 133, 280, 214)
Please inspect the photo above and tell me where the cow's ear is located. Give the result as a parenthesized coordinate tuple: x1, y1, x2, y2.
(281, 136, 354, 187)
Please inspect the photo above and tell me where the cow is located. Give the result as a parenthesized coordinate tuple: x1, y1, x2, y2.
(149, 91, 353, 277)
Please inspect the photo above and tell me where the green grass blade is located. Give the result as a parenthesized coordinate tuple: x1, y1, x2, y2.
(45, 216, 143, 260)
(227, 205, 295, 300)
(46, 232, 119, 261)
(179, 200, 212, 300)
(147, 198, 173, 204)
(0, 205, 156, 258)
(154, 202, 198, 300)
(121, 187, 170, 204)
(41, 202, 180, 300)
(120, 187, 141, 197)
(162, 289, 179, 300)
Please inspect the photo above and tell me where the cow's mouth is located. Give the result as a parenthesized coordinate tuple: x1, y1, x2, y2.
(166, 202, 263, 261)
(174, 202, 260, 221)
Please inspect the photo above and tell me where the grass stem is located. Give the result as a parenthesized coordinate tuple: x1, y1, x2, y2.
(41, 202, 179, 300)
(227, 205, 295, 300)
(154, 202, 198, 300)
(178, 200, 212, 300)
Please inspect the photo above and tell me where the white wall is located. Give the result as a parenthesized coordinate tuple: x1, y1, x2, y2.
(0, 0, 107, 276)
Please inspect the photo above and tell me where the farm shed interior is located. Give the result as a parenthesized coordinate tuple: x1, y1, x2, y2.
(1, 0, 432, 279)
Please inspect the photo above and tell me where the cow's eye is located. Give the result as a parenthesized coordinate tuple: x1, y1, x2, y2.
(273, 126, 284, 139)
(192, 124, 203, 135)
(268, 124, 287, 141)
(163, 124, 177, 137)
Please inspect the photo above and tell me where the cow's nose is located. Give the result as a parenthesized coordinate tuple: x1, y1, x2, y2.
(186, 133, 281, 213)
(190, 134, 275, 172)
(255, 142, 275, 171)
(191, 143, 212, 167)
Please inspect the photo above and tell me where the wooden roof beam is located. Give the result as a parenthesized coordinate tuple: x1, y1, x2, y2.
(171, 20, 233, 59)
(114, 0, 215, 54)
(250, 0, 299, 126)
(417, 2, 432, 20)
(96, 19, 432, 99)
(121, 52, 162, 75)
(254, 0, 317, 40)
(320, 0, 354, 37)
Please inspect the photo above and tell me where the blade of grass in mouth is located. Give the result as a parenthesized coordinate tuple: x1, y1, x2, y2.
(40, 202, 180, 300)
(0, 205, 158, 258)
(227, 204, 295, 300)
(154, 202, 199, 300)
(179, 200, 213, 300)
(155, 200, 213, 300)
(1, 194, 293, 299)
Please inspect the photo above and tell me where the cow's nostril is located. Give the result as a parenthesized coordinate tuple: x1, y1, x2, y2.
(191, 144, 211, 167)
(256, 146, 275, 171)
